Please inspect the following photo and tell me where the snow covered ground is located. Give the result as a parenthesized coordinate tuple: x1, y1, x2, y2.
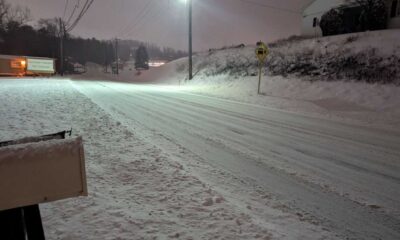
(80, 66, 400, 129)
(1, 78, 399, 239)
(0, 79, 339, 239)
(74, 31, 400, 128)
(2, 30, 400, 240)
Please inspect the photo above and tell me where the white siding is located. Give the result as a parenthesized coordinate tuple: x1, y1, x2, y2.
(303, 0, 346, 16)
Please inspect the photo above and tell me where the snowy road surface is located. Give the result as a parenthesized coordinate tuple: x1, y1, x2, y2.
(72, 80, 400, 239)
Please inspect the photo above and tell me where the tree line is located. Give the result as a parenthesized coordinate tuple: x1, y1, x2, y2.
(0, 0, 187, 72)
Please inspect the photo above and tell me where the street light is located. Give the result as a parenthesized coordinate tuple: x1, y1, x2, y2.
(180, 0, 192, 81)
(189, 0, 193, 80)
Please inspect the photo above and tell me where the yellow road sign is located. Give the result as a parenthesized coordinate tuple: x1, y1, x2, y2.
(255, 42, 269, 63)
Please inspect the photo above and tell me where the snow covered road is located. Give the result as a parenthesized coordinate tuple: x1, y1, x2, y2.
(72, 80, 400, 240)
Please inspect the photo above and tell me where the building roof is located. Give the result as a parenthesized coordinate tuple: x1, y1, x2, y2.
(303, 0, 356, 17)
(301, 0, 318, 12)
(0, 55, 25, 60)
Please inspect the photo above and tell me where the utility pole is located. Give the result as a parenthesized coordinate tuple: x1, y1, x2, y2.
(188, 0, 193, 80)
(104, 42, 108, 73)
(59, 18, 65, 76)
(115, 38, 119, 75)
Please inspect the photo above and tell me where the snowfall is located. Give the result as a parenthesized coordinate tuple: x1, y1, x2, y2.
(1, 30, 400, 239)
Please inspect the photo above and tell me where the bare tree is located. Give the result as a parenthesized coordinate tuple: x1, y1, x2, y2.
(0, 0, 10, 27)
(38, 18, 61, 37)
(6, 4, 31, 25)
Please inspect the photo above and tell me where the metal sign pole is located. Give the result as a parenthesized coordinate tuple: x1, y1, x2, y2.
(255, 41, 269, 95)
(258, 62, 262, 95)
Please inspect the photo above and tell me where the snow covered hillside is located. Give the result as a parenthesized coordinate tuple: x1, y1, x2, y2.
(187, 29, 400, 84)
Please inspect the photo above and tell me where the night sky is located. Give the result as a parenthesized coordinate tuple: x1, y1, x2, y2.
(11, 0, 314, 50)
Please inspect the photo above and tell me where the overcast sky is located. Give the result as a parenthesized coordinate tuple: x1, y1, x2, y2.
(11, 0, 313, 51)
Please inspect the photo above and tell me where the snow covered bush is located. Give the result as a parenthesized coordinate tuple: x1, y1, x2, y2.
(357, 0, 388, 31)
(267, 31, 400, 84)
(320, 0, 387, 37)
(176, 62, 186, 73)
(320, 9, 344, 36)
(188, 30, 400, 84)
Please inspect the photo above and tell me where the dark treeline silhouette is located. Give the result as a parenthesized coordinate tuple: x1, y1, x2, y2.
(0, 0, 186, 72)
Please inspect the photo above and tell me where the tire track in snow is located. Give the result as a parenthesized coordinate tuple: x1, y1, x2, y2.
(72, 80, 400, 240)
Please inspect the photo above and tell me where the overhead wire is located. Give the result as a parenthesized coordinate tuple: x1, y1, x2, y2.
(119, 0, 158, 39)
(118, 0, 157, 39)
(118, 0, 302, 41)
(124, 3, 164, 39)
(115, 0, 155, 38)
(238, 0, 301, 15)
(66, 0, 95, 32)
(66, 0, 90, 31)
(65, 0, 80, 26)
(62, 0, 70, 20)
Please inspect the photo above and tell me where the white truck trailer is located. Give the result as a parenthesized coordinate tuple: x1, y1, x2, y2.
(0, 55, 55, 77)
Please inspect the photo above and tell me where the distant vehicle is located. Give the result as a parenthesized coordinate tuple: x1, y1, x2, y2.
(0, 55, 55, 77)
(148, 59, 168, 68)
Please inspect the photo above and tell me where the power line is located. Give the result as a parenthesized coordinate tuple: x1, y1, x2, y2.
(66, 0, 95, 32)
(238, 0, 301, 14)
(62, 0, 70, 20)
(67, 0, 91, 31)
(118, 0, 156, 38)
(119, 0, 158, 39)
(115, 0, 155, 38)
(65, 0, 80, 25)
(124, 3, 164, 39)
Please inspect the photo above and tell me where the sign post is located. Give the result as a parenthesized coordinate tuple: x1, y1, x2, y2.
(255, 42, 269, 95)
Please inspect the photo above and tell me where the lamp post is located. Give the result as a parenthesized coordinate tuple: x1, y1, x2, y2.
(188, 0, 192, 80)
(180, 0, 193, 81)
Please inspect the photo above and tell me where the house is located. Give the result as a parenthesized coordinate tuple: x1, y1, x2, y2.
(302, 0, 400, 37)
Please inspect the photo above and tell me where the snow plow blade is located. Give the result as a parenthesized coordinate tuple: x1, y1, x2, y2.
(0, 137, 87, 211)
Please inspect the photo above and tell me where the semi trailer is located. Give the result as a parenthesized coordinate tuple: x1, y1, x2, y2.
(0, 55, 55, 77)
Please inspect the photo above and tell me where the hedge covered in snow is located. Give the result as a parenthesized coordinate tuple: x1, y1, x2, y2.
(181, 30, 400, 85)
